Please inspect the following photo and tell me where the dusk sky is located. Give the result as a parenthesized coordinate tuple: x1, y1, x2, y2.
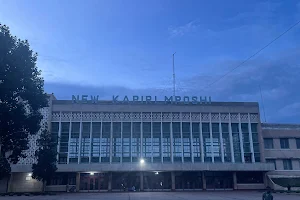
(0, 0, 299, 123)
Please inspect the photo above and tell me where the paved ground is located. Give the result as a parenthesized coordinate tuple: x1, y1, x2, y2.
(2, 191, 300, 200)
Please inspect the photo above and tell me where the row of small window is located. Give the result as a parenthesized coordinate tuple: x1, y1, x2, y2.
(266, 159, 299, 170)
(52, 122, 259, 138)
(264, 138, 300, 149)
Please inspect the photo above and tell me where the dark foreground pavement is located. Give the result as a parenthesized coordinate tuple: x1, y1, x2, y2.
(2, 191, 300, 200)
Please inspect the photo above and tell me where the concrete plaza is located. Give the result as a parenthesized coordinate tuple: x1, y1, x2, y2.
(2, 192, 300, 200)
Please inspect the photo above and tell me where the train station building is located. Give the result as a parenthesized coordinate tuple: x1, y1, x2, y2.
(3, 94, 300, 192)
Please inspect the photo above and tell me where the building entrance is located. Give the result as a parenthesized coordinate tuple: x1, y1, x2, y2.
(175, 172, 203, 190)
(205, 172, 233, 190)
(80, 173, 109, 191)
(111, 172, 141, 191)
(143, 172, 171, 191)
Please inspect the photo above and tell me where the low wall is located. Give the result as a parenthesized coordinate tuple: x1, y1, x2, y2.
(46, 185, 66, 192)
(46, 185, 76, 192)
(10, 173, 42, 192)
(237, 184, 265, 190)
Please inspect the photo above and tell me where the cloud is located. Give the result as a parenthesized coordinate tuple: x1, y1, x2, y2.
(278, 102, 300, 117)
(38, 55, 171, 90)
(45, 47, 300, 123)
(225, 1, 282, 25)
(173, 48, 300, 123)
(45, 82, 172, 101)
(168, 20, 199, 37)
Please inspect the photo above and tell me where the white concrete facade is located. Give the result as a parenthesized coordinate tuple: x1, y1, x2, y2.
(12, 97, 298, 193)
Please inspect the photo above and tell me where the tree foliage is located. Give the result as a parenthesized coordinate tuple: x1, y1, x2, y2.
(0, 23, 48, 178)
(32, 128, 58, 189)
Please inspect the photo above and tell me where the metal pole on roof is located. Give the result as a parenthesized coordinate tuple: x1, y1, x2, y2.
(172, 52, 176, 99)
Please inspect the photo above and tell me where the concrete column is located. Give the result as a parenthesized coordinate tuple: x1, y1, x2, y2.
(78, 113, 82, 164)
(130, 114, 133, 163)
(219, 113, 224, 163)
(180, 113, 184, 163)
(263, 172, 268, 188)
(76, 172, 80, 192)
(140, 112, 143, 160)
(67, 114, 72, 164)
(99, 119, 103, 163)
(171, 172, 175, 191)
(150, 112, 153, 163)
(161, 115, 164, 163)
(199, 116, 204, 162)
(233, 172, 237, 190)
(89, 117, 92, 163)
(7, 173, 13, 192)
(202, 172, 206, 190)
(209, 113, 214, 163)
(190, 113, 194, 163)
(238, 114, 245, 163)
(110, 119, 113, 163)
(228, 114, 235, 163)
(170, 113, 174, 163)
(248, 113, 255, 163)
(120, 121, 123, 163)
(57, 112, 62, 162)
(108, 172, 112, 192)
(66, 173, 69, 192)
(140, 172, 144, 191)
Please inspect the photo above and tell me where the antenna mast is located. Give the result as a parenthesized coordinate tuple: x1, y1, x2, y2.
(172, 52, 176, 99)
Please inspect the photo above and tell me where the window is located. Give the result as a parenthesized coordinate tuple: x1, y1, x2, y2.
(296, 138, 300, 149)
(266, 159, 277, 170)
(221, 123, 231, 162)
(251, 123, 260, 162)
(59, 122, 70, 163)
(212, 123, 221, 162)
(101, 122, 111, 163)
(80, 122, 90, 163)
(162, 122, 171, 162)
(50, 176, 63, 185)
(280, 138, 289, 149)
(202, 123, 212, 162)
(69, 122, 80, 163)
(51, 122, 59, 147)
(192, 123, 201, 162)
(152, 122, 161, 162)
(122, 122, 131, 162)
(112, 122, 121, 163)
(143, 122, 152, 162)
(241, 123, 251, 163)
(283, 159, 293, 170)
(91, 122, 101, 163)
(182, 122, 191, 162)
(172, 122, 182, 162)
(264, 138, 274, 149)
(132, 122, 141, 162)
(231, 123, 242, 162)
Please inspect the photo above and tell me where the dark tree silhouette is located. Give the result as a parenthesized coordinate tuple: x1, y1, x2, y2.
(32, 128, 58, 191)
(0, 23, 48, 179)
